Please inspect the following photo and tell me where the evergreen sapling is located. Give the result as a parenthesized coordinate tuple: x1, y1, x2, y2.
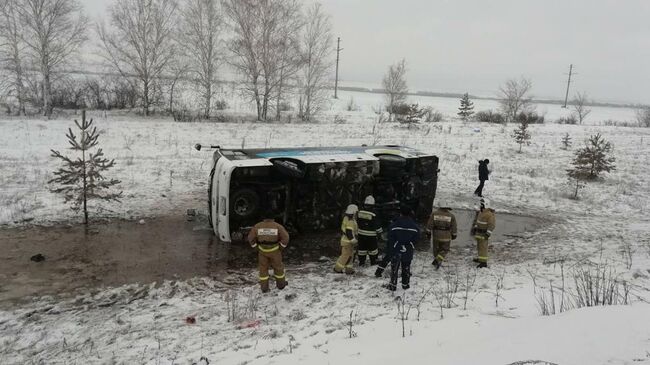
(457, 92, 474, 121)
(49, 111, 122, 224)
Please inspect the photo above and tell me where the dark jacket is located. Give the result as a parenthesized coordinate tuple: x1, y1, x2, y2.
(387, 215, 420, 260)
(478, 160, 490, 181)
(357, 205, 383, 237)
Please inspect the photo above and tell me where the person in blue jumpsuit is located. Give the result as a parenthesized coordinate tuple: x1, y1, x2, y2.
(386, 205, 420, 291)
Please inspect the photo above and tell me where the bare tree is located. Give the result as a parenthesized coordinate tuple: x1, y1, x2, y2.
(498, 76, 533, 124)
(97, 0, 177, 116)
(18, 0, 87, 117)
(298, 3, 333, 122)
(224, 0, 302, 121)
(382, 59, 408, 121)
(272, 7, 303, 121)
(571, 91, 591, 124)
(635, 107, 650, 128)
(179, 0, 223, 118)
(0, 0, 27, 115)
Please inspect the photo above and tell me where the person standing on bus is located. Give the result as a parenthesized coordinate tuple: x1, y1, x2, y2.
(248, 218, 290, 293)
(357, 196, 382, 266)
(335, 204, 359, 274)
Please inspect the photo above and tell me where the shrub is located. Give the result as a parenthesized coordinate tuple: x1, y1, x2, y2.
(214, 99, 228, 110)
(279, 101, 292, 112)
(388, 102, 410, 117)
(515, 111, 544, 124)
(423, 107, 445, 123)
(475, 110, 505, 124)
(635, 107, 650, 128)
(557, 115, 578, 125)
(346, 97, 360, 112)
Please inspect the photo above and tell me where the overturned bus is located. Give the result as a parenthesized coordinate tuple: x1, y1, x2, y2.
(198, 145, 439, 243)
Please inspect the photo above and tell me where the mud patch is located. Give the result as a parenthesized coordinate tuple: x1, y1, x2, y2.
(0, 210, 547, 307)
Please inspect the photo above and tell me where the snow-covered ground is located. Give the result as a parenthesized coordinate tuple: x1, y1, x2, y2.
(1, 93, 650, 364)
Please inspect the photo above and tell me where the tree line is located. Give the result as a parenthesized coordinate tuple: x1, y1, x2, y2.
(0, 0, 334, 121)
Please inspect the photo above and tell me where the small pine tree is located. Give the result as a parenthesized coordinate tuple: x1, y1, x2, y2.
(457, 92, 474, 121)
(49, 111, 122, 225)
(561, 133, 572, 150)
(512, 119, 531, 152)
(569, 133, 616, 180)
(398, 103, 425, 128)
(566, 133, 616, 199)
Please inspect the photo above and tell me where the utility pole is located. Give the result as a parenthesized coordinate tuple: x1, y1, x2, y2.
(334, 37, 342, 99)
(562, 64, 574, 108)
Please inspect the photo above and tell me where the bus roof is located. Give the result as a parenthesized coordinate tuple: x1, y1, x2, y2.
(217, 145, 433, 162)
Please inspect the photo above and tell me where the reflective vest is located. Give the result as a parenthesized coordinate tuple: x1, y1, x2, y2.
(473, 209, 496, 239)
(426, 208, 457, 242)
(357, 208, 382, 237)
(340, 216, 358, 246)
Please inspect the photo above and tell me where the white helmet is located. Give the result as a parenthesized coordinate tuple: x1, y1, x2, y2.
(364, 195, 375, 205)
(345, 204, 359, 215)
(436, 199, 450, 209)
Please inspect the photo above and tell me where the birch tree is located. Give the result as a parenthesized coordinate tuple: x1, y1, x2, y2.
(498, 76, 533, 124)
(0, 0, 27, 115)
(298, 3, 333, 122)
(18, 0, 87, 117)
(179, 0, 223, 118)
(223, 0, 302, 121)
(382, 59, 408, 121)
(97, 0, 177, 116)
(571, 91, 591, 124)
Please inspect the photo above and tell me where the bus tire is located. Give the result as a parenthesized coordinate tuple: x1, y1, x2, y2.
(231, 188, 260, 219)
(377, 154, 407, 178)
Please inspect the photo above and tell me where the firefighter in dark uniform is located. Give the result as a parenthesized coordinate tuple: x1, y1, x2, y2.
(426, 199, 458, 270)
(387, 205, 420, 291)
(247, 218, 290, 292)
(357, 195, 382, 266)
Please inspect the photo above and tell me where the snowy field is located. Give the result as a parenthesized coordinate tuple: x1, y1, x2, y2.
(1, 92, 650, 364)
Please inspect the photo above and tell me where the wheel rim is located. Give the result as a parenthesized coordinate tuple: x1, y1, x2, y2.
(234, 197, 251, 215)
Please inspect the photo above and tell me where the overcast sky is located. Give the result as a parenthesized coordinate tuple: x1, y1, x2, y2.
(81, 0, 650, 104)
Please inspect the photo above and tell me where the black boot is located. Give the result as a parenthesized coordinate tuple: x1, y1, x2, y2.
(432, 259, 441, 270)
(477, 262, 488, 268)
(472, 258, 480, 263)
(374, 267, 384, 278)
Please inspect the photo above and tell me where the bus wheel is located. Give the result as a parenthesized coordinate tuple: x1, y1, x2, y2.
(231, 188, 259, 219)
(377, 154, 407, 178)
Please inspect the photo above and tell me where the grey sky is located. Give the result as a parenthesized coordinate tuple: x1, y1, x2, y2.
(81, 0, 650, 104)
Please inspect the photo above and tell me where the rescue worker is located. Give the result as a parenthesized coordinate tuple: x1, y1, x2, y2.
(334, 204, 359, 274)
(426, 199, 458, 270)
(387, 205, 420, 291)
(472, 198, 496, 268)
(474, 159, 490, 197)
(357, 196, 382, 266)
(247, 218, 290, 293)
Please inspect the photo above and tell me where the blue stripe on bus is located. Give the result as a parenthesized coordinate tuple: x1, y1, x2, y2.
(257, 149, 366, 158)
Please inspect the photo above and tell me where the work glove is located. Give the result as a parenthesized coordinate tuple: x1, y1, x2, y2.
(485, 231, 491, 238)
